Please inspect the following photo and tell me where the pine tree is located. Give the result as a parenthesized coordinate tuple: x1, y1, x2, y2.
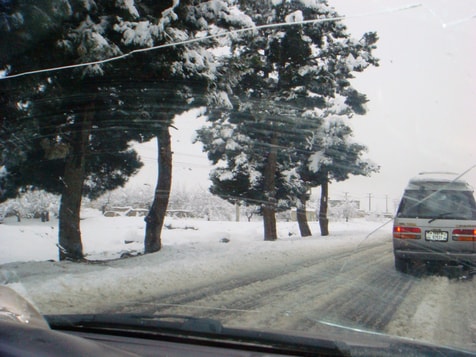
(109, 0, 253, 253)
(297, 113, 379, 236)
(197, 0, 379, 240)
(0, 0, 148, 260)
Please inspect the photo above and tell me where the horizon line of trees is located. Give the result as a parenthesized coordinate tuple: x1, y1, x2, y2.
(0, 0, 379, 261)
(0, 185, 367, 223)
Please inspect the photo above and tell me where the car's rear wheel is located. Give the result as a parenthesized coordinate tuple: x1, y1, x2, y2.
(394, 256, 411, 274)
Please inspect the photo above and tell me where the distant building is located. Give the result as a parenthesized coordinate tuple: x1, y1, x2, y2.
(289, 208, 317, 222)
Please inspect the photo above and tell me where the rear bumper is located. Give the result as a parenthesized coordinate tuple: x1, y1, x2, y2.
(394, 250, 476, 265)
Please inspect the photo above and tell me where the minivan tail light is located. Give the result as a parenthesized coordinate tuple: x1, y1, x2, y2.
(452, 229, 476, 241)
(393, 226, 421, 239)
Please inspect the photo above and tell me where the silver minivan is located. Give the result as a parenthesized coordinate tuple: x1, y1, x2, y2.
(393, 172, 476, 274)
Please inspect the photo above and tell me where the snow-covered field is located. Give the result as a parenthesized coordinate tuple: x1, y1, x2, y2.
(0, 208, 390, 264)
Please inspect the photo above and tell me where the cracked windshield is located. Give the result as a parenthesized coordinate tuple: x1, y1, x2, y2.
(1, 0, 475, 354)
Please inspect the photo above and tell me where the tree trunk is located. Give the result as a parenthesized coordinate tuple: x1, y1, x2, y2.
(235, 202, 240, 222)
(58, 104, 93, 261)
(144, 127, 172, 253)
(297, 193, 312, 237)
(319, 179, 329, 236)
(262, 132, 278, 241)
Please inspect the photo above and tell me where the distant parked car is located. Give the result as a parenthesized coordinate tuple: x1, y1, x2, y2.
(393, 172, 476, 275)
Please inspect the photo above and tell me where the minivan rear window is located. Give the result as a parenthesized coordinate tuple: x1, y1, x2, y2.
(397, 190, 476, 220)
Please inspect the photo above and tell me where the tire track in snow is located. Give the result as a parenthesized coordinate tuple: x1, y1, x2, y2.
(99, 232, 476, 351)
(108, 239, 409, 335)
(302, 262, 414, 331)
(386, 275, 476, 351)
(106, 244, 372, 315)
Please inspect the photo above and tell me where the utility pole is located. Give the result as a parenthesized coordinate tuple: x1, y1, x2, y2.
(368, 193, 372, 212)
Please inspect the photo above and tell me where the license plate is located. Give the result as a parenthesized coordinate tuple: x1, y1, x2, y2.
(425, 230, 448, 242)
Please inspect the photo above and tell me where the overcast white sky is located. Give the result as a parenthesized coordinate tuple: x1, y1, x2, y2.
(131, 0, 476, 213)
(330, 0, 476, 211)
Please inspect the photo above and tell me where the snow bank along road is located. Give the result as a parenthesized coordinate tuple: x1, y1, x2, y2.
(105, 232, 475, 352)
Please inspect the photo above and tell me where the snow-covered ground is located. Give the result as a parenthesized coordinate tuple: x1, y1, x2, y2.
(0, 209, 388, 313)
(1, 211, 475, 352)
(0, 208, 389, 264)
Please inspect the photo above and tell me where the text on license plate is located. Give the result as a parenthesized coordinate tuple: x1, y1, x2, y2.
(425, 231, 448, 241)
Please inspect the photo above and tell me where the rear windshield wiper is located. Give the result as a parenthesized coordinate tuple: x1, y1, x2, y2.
(428, 212, 453, 223)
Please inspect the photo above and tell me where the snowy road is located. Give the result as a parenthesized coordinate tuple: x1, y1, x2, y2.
(106, 237, 476, 351)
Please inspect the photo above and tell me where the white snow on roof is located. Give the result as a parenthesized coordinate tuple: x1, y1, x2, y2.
(406, 172, 472, 191)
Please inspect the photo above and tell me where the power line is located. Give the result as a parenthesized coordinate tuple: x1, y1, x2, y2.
(0, 4, 422, 80)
